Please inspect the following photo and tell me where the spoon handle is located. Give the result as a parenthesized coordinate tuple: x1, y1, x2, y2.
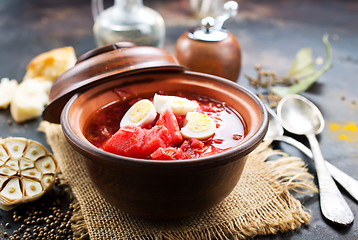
(274, 135, 358, 202)
(325, 161, 358, 203)
(274, 135, 313, 158)
(306, 133, 354, 225)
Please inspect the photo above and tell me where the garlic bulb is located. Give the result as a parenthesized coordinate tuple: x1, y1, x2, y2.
(0, 137, 58, 210)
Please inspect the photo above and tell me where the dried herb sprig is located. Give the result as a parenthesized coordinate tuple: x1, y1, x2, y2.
(245, 65, 298, 107)
(245, 34, 333, 107)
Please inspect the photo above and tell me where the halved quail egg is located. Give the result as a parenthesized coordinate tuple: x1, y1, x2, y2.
(120, 99, 157, 128)
(153, 94, 199, 115)
(180, 112, 216, 140)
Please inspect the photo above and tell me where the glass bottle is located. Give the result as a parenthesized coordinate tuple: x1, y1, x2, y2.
(92, 0, 165, 48)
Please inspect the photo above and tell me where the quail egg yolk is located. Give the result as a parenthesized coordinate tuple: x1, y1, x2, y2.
(120, 99, 157, 128)
(180, 112, 216, 140)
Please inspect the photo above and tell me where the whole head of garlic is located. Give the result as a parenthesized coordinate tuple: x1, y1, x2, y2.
(0, 137, 58, 210)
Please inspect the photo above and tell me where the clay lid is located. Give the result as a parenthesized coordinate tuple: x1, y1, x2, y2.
(43, 43, 185, 123)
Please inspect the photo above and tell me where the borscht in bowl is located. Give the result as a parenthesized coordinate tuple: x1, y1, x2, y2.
(84, 92, 245, 160)
(60, 70, 267, 220)
(45, 45, 268, 219)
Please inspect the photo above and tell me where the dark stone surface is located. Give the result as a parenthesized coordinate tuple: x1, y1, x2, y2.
(0, 0, 357, 239)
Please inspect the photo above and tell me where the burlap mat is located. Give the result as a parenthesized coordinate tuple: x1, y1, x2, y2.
(39, 121, 317, 240)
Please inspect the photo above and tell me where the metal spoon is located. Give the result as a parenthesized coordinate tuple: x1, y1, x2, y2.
(265, 105, 358, 203)
(277, 94, 354, 226)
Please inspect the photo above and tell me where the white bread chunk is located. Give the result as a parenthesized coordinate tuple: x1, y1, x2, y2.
(7, 46, 76, 123)
(24, 46, 76, 82)
(10, 77, 52, 123)
(0, 78, 18, 109)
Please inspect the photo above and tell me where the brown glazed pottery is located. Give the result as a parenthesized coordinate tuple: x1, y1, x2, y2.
(60, 73, 267, 220)
(45, 44, 267, 220)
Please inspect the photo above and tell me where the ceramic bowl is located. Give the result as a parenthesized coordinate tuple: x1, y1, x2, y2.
(59, 70, 268, 220)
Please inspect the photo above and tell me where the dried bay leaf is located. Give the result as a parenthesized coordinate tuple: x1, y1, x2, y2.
(286, 48, 316, 78)
(271, 34, 332, 97)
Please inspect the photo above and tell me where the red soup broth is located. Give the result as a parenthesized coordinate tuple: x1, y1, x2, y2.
(84, 91, 246, 160)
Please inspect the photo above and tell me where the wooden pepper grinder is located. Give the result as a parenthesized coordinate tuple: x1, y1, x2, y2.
(175, 1, 242, 82)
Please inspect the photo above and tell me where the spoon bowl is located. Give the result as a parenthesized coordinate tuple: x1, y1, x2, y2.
(277, 94, 354, 226)
(277, 95, 324, 135)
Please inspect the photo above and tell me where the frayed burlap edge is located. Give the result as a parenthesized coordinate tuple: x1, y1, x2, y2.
(71, 200, 89, 240)
(39, 122, 317, 240)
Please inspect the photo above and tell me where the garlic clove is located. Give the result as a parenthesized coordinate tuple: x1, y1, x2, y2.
(35, 156, 56, 174)
(24, 142, 46, 161)
(19, 158, 35, 170)
(4, 138, 27, 159)
(41, 174, 55, 189)
(0, 175, 8, 188)
(23, 179, 43, 198)
(0, 178, 22, 202)
(22, 168, 42, 180)
(0, 166, 17, 176)
(5, 159, 20, 171)
(0, 144, 10, 163)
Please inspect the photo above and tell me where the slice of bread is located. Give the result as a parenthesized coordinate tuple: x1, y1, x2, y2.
(9, 46, 77, 122)
(0, 78, 18, 109)
(24, 46, 76, 82)
(10, 77, 52, 123)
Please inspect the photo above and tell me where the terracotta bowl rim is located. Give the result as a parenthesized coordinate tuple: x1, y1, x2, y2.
(60, 71, 268, 167)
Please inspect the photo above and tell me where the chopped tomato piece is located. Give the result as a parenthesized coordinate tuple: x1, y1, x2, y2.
(179, 139, 206, 158)
(175, 115, 186, 128)
(142, 125, 171, 156)
(102, 125, 171, 158)
(180, 139, 204, 150)
(179, 140, 190, 152)
(190, 138, 205, 148)
(102, 126, 146, 158)
(150, 147, 188, 160)
(156, 109, 183, 146)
